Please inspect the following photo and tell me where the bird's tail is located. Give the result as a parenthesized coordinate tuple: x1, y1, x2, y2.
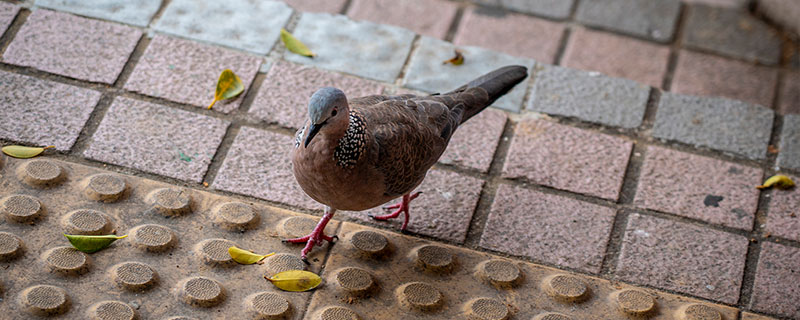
(448, 65, 528, 123)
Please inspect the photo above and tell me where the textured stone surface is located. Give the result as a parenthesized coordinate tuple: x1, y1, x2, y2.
(3, 9, 141, 84)
(504, 119, 633, 200)
(35, 0, 161, 27)
(653, 92, 774, 160)
(741, 313, 779, 320)
(527, 64, 650, 128)
(684, 0, 748, 7)
(635, 146, 762, 229)
(285, 13, 414, 83)
(341, 170, 484, 243)
(84, 97, 229, 182)
(751, 242, 800, 318)
(213, 127, 318, 210)
(439, 109, 507, 173)
(575, 0, 681, 42)
(154, 0, 292, 54)
(347, 0, 458, 39)
(765, 174, 800, 241)
(778, 71, 800, 115)
(758, 0, 800, 38)
(481, 184, 616, 273)
(617, 214, 748, 304)
(561, 27, 670, 88)
(282, 0, 346, 13)
(250, 61, 384, 129)
(683, 5, 782, 65)
(778, 114, 800, 170)
(500, 0, 574, 19)
(0, 71, 101, 151)
(403, 36, 534, 112)
(0, 2, 19, 34)
(125, 35, 261, 113)
(671, 50, 778, 107)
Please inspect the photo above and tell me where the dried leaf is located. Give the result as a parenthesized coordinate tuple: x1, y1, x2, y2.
(281, 28, 315, 58)
(228, 246, 275, 265)
(64, 234, 127, 253)
(757, 175, 795, 190)
(2, 145, 54, 158)
(443, 50, 464, 65)
(266, 270, 322, 292)
(207, 69, 244, 110)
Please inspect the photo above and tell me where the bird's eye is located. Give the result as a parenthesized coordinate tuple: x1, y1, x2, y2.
(331, 109, 338, 117)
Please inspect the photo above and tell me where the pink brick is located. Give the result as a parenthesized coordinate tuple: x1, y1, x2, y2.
(0, 2, 19, 34)
(635, 146, 762, 230)
(282, 0, 346, 13)
(347, 0, 458, 39)
(125, 35, 261, 113)
(671, 50, 778, 107)
(454, 7, 565, 63)
(751, 242, 800, 318)
(503, 119, 633, 201)
(778, 71, 800, 115)
(765, 174, 800, 241)
(439, 109, 507, 173)
(562, 27, 670, 88)
(3, 9, 141, 84)
(683, 0, 747, 7)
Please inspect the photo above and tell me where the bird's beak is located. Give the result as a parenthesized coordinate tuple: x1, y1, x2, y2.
(304, 123, 324, 148)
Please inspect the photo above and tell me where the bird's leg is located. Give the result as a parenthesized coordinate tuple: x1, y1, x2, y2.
(282, 206, 338, 262)
(369, 192, 421, 231)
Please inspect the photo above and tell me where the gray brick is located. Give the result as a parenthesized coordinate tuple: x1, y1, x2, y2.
(500, 0, 574, 19)
(653, 92, 773, 160)
(778, 114, 800, 170)
(683, 5, 782, 65)
(527, 65, 650, 128)
(575, 0, 681, 42)
(402, 36, 534, 112)
(36, 0, 161, 27)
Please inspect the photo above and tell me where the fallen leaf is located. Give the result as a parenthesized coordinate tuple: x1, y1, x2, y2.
(207, 69, 245, 110)
(64, 234, 127, 253)
(266, 270, 322, 292)
(443, 49, 464, 65)
(202, 182, 209, 187)
(756, 175, 795, 190)
(767, 145, 779, 154)
(228, 246, 275, 265)
(281, 28, 315, 58)
(2, 145, 54, 158)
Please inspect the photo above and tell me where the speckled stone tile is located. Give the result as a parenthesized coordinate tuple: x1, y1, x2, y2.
(347, 0, 458, 39)
(340, 169, 484, 244)
(741, 312, 779, 320)
(125, 35, 261, 113)
(778, 115, 800, 170)
(684, 0, 748, 7)
(635, 146, 762, 230)
(765, 174, 800, 242)
(481, 184, 616, 273)
(249, 61, 384, 129)
(3, 9, 142, 84)
(439, 108, 507, 173)
(282, 0, 346, 13)
(154, 0, 293, 54)
(0, 2, 19, 34)
(35, 0, 161, 27)
(503, 119, 632, 200)
(778, 71, 800, 115)
(751, 242, 800, 318)
(84, 97, 230, 183)
(0, 71, 101, 151)
(213, 127, 319, 210)
(616, 213, 748, 304)
(500, 0, 574, 19)
(402, 36, 534, 112)
(575, 0, 681, 42)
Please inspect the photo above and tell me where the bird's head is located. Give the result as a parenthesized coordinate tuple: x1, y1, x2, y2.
(305, 87, 349, 148)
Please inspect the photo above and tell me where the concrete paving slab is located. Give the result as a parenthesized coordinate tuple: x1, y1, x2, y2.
(35, 0, 161, 27)
(778, 114, 800, 170)
(765, 174, 800, 242)
(684, 5, 782, 65)
(439, 108, 506, 173)
(750, 242, 800, 318)
(347, 0, 458, 39)
(500, 0, 574, 19)
(575, 0, 681, 43)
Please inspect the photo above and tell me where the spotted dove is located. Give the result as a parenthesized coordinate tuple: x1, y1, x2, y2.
(286, 65, 528, 260)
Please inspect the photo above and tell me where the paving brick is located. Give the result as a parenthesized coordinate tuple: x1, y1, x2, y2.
(439, 109, 506, 173)
(347, 0, 458, 39)
(341, 169, 484, 243)
(403, 36, 534, 112)
(125, 35, 261, 113)
(527, 64, 650, 128)
(3, 9, 141, 84)
(35, 0, 161, 27)
(453, 7, 565, 63)
(778, 114, 800, 171)
(671, 50, 778, 108)
(285, 13, 414, 83)
(683, 0, 748, 7)
(281, 0, 346, 13)
(575, 0, 681, 43)
(653, 92, 774, 160)
(213, 127, 318, 210)
(84, 97, 229, 183)
(616, 213, 748, 304)
(503, 119, 632, 201)
(0, 2, 19, 34)
(154, 0, 292, 55)
(480, 184, 616, 273)
(778, 71, 800, 115)
(249, 61, 384, 129)
(635, 146, 762, 230)
(0, 71, 101, 151)
(765, 174, 800, 242)
(561, 27, 670, 88)
(751, 242, 800, 318)
(683, 5, 781, 65)
(500, 0, 574, 19)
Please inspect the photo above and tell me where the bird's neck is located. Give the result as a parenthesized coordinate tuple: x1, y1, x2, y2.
(332, 111, 367, 169)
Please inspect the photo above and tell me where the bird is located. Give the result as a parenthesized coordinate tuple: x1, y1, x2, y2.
(285, 65, 528, 261)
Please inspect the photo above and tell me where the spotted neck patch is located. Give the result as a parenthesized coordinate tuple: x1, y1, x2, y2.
(294, 125, 306, 148)
(334, 112, 367, 168)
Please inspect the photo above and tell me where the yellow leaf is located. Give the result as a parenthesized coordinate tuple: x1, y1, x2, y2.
(266, 270, 322, 292)
(2, 145, 54, 158)
(281, 28, 315, 58)
(757, 175, 795, 190)
(228, 246, 275, 265)
(207, 69, 245, 110)
(64, 234, 127, 253)
(443, 49, 464, 65)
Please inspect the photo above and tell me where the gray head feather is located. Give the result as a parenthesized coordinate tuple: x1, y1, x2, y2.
(308, 87, 347, 125)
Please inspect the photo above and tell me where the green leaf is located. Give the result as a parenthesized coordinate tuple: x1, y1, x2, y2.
(266, 270, 322, 292)
(228, 246, 275, 265)
(207, 69, 245, 110)
(281, 29, 315, 58)
(757, 175, 795, 190)
(2, 145, 54, 158)
(64, 234, 127, 253)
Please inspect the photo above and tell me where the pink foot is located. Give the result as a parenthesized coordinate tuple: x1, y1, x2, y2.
(282, 208, 338, 262)
(369, 192, 421, 231)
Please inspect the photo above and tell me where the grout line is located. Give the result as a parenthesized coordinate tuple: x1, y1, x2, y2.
(552, 25, 572, 66)
(0, 6, 28, 56)
(661, 3, 689, 91)
(443, 4, 465, 42)
(201, 123, 241, 186)
(112, 34, 150, 88)
(68, 91, 117, 155)
(638, 87, 661, 133)
(393, 34, 421, 87)
(598, 209, 631, 277)
(340, 0, 354, 15)
(146, 0, 172, 28)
